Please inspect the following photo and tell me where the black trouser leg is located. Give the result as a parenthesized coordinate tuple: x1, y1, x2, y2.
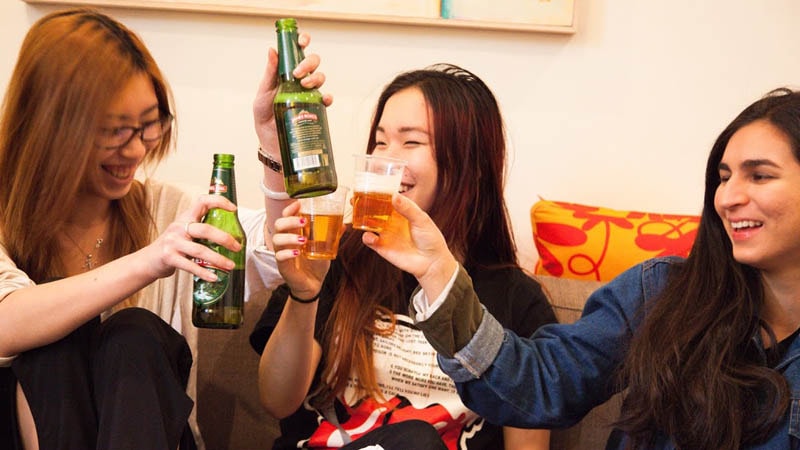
(92, 307, 194, 450)
(12, 318, 99, 450)
(12, 308, 194, 450)
(0, 366, 20, 448)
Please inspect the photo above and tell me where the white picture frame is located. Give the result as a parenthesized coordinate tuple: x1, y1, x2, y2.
(21, 0, 576, 34)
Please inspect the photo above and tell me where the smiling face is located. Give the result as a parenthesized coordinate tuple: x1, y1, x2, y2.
(714, 119, 800, 273)
(371, 87, 438, 212)
(85, 72, 160, 201)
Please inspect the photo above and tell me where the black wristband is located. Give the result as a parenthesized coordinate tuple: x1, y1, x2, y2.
(288, 290, 320, 304)
(258, 147, 282, 173)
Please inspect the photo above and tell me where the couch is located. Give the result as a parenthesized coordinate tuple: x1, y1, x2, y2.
(195, 274, 619, 450)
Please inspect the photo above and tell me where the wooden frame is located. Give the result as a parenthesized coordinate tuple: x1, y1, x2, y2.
(21, 0, 576, 34)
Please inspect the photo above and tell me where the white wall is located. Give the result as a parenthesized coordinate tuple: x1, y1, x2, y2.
(2, 0, 800, 271)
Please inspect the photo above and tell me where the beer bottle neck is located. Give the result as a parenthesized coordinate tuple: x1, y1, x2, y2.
(276, 27, 304, 82)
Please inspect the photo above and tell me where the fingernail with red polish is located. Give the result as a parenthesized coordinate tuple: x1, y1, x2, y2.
(292, 250, 299, 256)
(297, 236, 306, 243)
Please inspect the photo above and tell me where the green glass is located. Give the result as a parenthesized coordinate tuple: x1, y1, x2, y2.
(273, 17, 338, 198)
(192, 153, 246, 329)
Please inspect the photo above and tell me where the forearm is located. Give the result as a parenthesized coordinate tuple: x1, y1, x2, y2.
(412, 266, 599, 428)
(258, 146, 292, 252)
(257, 298, 321, 418)
(411, 265, 486, 358)
(0, 249, 158, 357)
(416, 253, 459, 304)
(434, 278, 641, 429)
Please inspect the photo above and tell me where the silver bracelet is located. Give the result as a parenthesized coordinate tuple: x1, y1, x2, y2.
(260, 180, 291, 200)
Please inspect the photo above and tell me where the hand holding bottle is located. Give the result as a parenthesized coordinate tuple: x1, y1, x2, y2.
(141, 194, 240, 282)
(272, 18, 338, 198)
(253, 32, 330, 154)
(192, 154, 247, 328)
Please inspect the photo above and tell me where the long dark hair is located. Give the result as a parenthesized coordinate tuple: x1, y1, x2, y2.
(320, 64, 518, 403)
(618, 88, 800, 448)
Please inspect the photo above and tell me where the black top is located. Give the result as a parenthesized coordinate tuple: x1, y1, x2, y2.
(765, 327, 800, 368)
(251, 253, 556, 449)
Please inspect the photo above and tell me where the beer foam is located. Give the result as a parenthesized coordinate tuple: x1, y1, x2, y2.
(301, 199, 342, 215)
(354, 171, 401, 194)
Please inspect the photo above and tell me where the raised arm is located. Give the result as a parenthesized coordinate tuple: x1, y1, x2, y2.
(256, 200, 330, 417)
(360, 193, 653, 429)
(252, 33, 330, 251)
(249, 33, 333, 417)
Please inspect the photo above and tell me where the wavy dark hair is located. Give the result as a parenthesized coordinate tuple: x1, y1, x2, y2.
(0, 8, 174, 283)
(617, 88, 800, 449)
(320, 64, 518, 403)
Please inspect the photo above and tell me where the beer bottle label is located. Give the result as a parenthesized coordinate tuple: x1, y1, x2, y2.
(209, 176, 228, 194)
(281, 104, 332, 172)
(193, 258, 230, 306)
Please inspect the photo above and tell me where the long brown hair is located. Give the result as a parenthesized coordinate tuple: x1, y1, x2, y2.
(320, 64, 518, 403)
(0, 8, 175, 282)
(617, 88, 800, 448)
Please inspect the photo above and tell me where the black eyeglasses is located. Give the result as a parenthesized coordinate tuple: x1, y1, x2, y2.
(97, 115, 173, 150)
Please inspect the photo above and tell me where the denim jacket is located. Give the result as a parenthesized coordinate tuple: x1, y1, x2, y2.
(412, 257, 800, 449)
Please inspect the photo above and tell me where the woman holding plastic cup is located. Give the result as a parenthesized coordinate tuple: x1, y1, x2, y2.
(297, 185, 350, 260)
(351, 154, 407, 233)
(251, 57, 555, 449)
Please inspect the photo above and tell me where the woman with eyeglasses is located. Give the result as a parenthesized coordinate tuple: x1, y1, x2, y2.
(0, 8, 289, 450)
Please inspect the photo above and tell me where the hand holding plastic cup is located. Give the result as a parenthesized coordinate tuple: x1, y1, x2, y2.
(298, 185, 349, 260)
(351, 154, 407, 233)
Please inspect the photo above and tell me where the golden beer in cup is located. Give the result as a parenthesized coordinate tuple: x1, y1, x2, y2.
(351, 154, 407, 233)
(298, 186, 349, 260)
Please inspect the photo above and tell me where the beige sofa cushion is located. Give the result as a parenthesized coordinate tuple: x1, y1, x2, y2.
(533, 274, 605, 324)
(533, 274, 623, 450)
(196, 290, 278, 449)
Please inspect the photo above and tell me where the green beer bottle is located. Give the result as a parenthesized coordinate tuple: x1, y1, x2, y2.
(273, 17, 338, 198)
(192, 153, 246, 329)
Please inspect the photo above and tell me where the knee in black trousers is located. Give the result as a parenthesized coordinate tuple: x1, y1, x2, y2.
(92, 307, 194, 450)
(94, 307, 193, 387)
(13, 317, 100, 449)
(11, 307, 194, 450)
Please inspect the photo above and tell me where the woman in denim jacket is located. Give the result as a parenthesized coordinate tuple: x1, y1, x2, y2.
(273, 87, 800, 449)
